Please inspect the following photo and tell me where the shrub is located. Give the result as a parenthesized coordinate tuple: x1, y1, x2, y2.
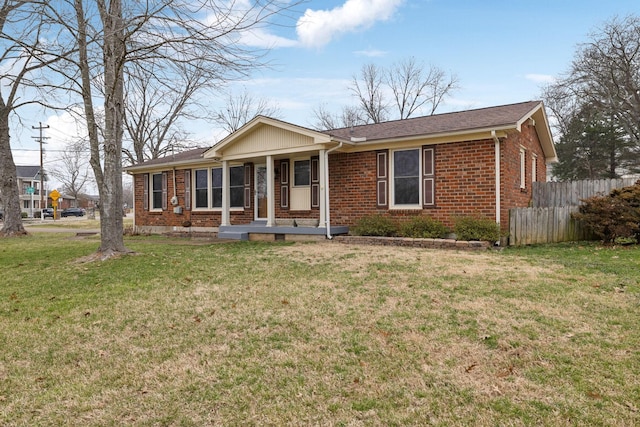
(399, 216, 448, 238)
(351, 214, 398, 237)
(572, 180, 640, 244)
(453, 216, 500, 242)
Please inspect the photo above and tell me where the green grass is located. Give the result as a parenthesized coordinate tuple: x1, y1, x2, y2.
(0, 235, 638, 426)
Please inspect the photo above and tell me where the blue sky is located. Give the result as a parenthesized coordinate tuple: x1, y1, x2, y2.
(11, 0, 639, 176)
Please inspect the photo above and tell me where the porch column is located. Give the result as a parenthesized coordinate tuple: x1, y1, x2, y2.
(266, 155, 275, 227)
(221, 160, 230, 226)
(318, 149, 327, 229)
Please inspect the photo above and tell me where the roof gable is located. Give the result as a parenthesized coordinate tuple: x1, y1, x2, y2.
(205, 116, 332, 160)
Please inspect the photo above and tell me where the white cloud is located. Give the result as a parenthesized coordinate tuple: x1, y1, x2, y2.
(239, 28, 299, 49)
(525, 73, 556, 84)
(354, 48, 388, 57)
(296, 0, 405, 48)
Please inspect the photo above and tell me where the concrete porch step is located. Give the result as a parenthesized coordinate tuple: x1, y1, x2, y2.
(217, 229, 249, 241)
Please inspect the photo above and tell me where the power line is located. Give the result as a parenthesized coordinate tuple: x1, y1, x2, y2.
(32, 122, 50, 210)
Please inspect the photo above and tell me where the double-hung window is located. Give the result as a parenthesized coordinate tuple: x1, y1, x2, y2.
(389, 147, 435, 208)
(152, 173, 164, 210)
(520, 147, 526, 189)
(211, 166, 244, 208)
(229, 166, 245, 207)
(393, 149, 421, 207)
(194, 169, 209, 208)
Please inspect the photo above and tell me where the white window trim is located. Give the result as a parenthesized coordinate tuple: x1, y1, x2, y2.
(390, 148, 422, 209)
(190, 166, 244, 211)
(531, 154, 537, 183)
(519, 147, 526, 190)
(150, 172, 164, 211)
(192, 168, 211, 211)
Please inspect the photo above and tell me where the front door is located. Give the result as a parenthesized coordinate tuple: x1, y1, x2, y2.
(255, 164, 267, 220)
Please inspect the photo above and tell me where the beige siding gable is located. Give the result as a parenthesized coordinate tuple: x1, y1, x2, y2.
(223, 125, 316, 157)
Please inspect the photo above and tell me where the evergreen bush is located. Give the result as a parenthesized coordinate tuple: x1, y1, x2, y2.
(453, 216, 500, 242)
(399, 216, 448, 238)
(572, 180, 640, 244)
(351, 214, 398, 237)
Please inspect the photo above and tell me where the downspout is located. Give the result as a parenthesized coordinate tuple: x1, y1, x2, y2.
(492, 130, 501, 245)
(324, 142, 343, 239)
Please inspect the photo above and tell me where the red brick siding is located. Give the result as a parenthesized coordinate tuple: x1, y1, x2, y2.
(132, 125, 546, 233)
(500, 123, 546, 227)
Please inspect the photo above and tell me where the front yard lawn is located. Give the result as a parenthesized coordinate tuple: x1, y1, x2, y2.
(0, 234, 638, 426)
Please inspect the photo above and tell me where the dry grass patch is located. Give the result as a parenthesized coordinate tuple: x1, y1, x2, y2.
(0, 238, 638, 426)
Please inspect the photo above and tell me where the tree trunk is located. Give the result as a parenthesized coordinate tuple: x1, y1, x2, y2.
(94, 0, 129, 256)
(0, 107, 27, 236)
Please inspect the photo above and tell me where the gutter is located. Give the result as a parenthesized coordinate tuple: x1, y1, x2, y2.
(324, 142, 344, 239)
(492, 130, 501, 244)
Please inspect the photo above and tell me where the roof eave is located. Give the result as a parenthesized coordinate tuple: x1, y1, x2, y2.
(124, 157, 213, 174)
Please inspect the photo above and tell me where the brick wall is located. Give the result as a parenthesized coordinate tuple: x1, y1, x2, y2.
(327, 140, 499, 229)
(132, 126, 546, 233)
(500, 123, 546, 226)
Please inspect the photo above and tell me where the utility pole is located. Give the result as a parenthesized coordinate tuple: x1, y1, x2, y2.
(32, 122, 50, 212)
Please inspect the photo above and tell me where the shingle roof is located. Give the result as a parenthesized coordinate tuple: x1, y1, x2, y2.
(16, 165, 41, 179)
(326, 101, 542, 142)
(127, 147, 210, 168)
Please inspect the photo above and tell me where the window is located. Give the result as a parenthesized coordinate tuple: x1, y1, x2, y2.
(294, 160, 310, 186)
(531, 154, 538, 183)
(393, 149, 420, 206)
(152, 173, 164, 209)
(212, 168, 222, 208)
(389, 147, 435, 208)
(194, 169, 209, 208)
(229, 166, 244, 207)
(520, 148, 526, 189)
(211, 166, 244, 208)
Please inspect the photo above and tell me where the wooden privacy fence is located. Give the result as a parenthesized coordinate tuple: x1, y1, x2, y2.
(509, 206, 593, 246)
(532, 178, 637, 207)
(509, 178, 637, 246)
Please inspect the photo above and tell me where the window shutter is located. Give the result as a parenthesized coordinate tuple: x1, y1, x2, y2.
(311, 156, 320, 208)
(184, 170, 191, 211)
(162, 172, 168, 210)
(280, 160, 289, 209)
(376, 150, 388, 207)
(143, 173, 149, 211)
(244, 163, 251, 209)
(423, 147, 435, 206)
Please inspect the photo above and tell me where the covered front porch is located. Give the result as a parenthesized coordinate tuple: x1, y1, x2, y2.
(218, 220, 349, 241)
(206, 116, 352, 241)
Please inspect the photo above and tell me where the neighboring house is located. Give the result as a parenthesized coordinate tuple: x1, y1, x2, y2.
(15, 165, 47, 216)
(125, 101, 556, 242)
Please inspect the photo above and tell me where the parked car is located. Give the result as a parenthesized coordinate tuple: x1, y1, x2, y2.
(42, 208, 54, 218)
(61, 207, 85, 217)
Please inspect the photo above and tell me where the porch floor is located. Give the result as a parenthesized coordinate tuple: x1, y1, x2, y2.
(218, 221, 349, 241)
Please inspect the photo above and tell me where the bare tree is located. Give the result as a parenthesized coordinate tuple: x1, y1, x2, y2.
(543, 14, 640, 176)
(311, 104, 366, 130)
(350, 63, 389, 124)
(568, 15, 640, 146)
(43, 0, 302, 258)
(334, 58, 459, 126)
(214, 90, 281, 135)
(122, 61, 208, 166)
(50, 139, 91, 201)
(0, 1, 71, 236)
(387, 57, 459, 119)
